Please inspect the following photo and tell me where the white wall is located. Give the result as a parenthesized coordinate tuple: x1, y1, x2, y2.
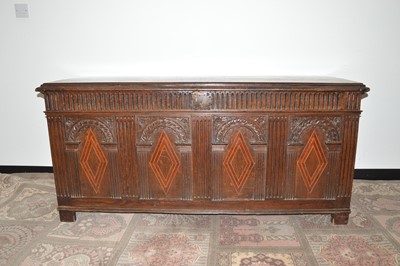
(1, 0, 399, 168)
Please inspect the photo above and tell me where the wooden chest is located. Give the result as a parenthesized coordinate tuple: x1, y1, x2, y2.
(36, 77, 368, 224)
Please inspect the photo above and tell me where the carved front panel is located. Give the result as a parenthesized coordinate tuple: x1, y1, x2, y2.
(136, 116, 192, 200)
(212, 115, 267, 200)
(287, 116, 342, 199)
(64, 117, 119, 198)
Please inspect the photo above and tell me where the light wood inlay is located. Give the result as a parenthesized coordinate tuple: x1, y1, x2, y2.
(149, 131, 181, 195)
(79, 128, 108, 194)
(223, 132, 255, 194)
(297, 130, 328, 193)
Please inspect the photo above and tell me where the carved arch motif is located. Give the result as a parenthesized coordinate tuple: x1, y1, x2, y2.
(137, 117, 191, 145)
(213, 116, 267, 144)
(289, 116, 342, 145)
(65, 117, 115, 143)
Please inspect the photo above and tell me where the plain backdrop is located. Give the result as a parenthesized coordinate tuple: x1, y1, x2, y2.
(0, 0, 399, 168)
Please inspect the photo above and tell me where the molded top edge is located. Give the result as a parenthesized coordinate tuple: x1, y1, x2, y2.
(46, 76, 361, 84)
(36, 76, 369, 94)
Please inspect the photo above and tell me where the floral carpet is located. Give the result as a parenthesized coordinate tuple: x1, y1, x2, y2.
(0, 173, 399, 266)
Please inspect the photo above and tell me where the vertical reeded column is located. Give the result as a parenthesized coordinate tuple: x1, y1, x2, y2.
(180, 149, 193, 200)
(212, 148, 224, 201)
(338, 115, 360, 198)
(108, 151, 120, 198)
(285, 146, 298, 200)
(192, 116, 212, 199)
(65, 150, 81, 198)
(116, 116, 139, 198)
(138, 148, 150, 199)
(266, 116, 288, 199)
(254, 147, 267, 200)
(47, 115, 70, 197)
(325, 150, 341, 199)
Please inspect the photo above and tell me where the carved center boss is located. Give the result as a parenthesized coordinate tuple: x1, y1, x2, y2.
(36, 77, 369, 224)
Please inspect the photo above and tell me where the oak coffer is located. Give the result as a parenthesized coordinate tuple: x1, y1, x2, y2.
(36, 77, 369, 224)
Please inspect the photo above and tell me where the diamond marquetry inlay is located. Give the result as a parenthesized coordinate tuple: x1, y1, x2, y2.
(80, 128, 108, 193)
(149, 131, 180, 194)
(297, 130, 328, 193)
(223, 132, 255, 194)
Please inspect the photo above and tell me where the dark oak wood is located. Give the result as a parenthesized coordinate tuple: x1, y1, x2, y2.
(59, 210, 76, 222)
(36, 77, 369, 224)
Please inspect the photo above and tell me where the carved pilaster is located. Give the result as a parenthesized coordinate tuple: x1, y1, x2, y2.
(212, 147, 224, 201)
(65, 151, 81, 198)
(338, 115, 360, 198)
(47, 115, 70, 198)
(254, 147, 267, 200)
(108, 151, 120, 198)
(181, 151, 193, 200)
(266, 116, 288, 199)
(116, 116, 138, 198)
(285, 147, 298, 199)
(326, 151, 341, 199)
(192, 117, 212, 199)
(138, 148, 151, 200)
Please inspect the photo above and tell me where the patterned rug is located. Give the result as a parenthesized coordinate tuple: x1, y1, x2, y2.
(0, 173, 399, 266)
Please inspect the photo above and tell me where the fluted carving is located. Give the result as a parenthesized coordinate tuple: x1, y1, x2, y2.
(338, 115, 360, 198)
(40, 89, 363, 112)
(192, 117, 212, 199)
(266, 116, 288, 199)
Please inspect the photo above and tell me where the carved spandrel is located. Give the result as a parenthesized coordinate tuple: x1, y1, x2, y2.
(213, 116, 268, 144)
(65, 117, 115, 144)
(289, 116, 342, 145)
(137, 116, 191, 145)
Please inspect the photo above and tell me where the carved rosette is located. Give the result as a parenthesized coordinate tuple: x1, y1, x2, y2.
(137, 117, 191, 145)
(65, 117, 115, 143)
(289, 116, 342, 145)
(213, 116, 267, 144)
